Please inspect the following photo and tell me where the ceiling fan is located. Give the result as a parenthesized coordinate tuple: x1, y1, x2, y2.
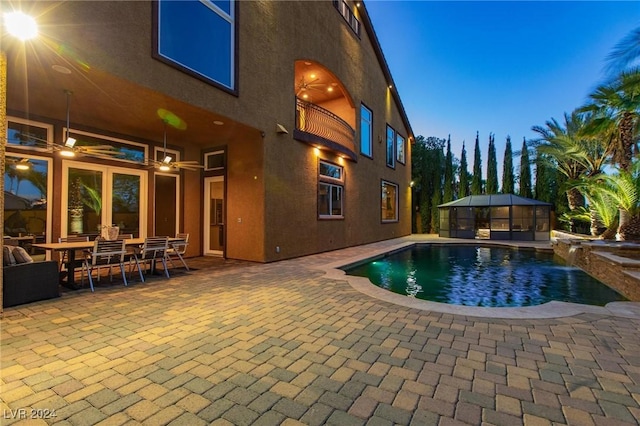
(150, 119, 204, 172)
(296, 74, 326, 97)
(10, 131, 121, 159)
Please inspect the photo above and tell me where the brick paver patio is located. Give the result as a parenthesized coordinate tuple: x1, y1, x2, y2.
(2, 236, 640, 425)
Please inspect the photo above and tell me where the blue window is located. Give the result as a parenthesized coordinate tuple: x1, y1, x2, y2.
(157, 0, 235, 91)
(360, 104, 372, 157)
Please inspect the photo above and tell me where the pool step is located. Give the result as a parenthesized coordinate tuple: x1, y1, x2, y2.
(592, 251, 640, 268)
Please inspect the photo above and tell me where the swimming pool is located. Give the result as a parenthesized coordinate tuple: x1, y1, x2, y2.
(344, 245, 627, 307)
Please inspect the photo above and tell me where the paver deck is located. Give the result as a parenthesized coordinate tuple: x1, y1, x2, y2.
(2, 235, 640, 425)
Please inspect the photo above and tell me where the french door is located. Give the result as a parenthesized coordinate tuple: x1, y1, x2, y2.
(154, 173, 180, 237)
(61, 161, 147, 237)
(203, 176, 224, 256)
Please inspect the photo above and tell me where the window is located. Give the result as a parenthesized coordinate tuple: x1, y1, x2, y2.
(360, 104, 372, 157)
(205, 150, 226, 171)
(319, 160, 344, 219)
(66, 129, 147, 164)
(156, 0, 236, 91)
(4, 154, 52, 252)
(381, 180, 398, 222)
(396, 133, 406, 164)
(333, 0, 360, 36)
(7, 117, 52, 151)
(386, 125, 395, 168)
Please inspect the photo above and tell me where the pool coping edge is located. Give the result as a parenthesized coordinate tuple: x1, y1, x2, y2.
(315, 240, 640, 320)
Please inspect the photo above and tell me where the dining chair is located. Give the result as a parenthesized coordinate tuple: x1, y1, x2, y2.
(58, 235, 90, 284)
(165, 233, 189, 271)
(131, 236, 170, 282)
(83, 239, 128, 292)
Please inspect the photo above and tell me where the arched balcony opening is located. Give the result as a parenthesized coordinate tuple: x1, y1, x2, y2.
(294, 60, 357, 161)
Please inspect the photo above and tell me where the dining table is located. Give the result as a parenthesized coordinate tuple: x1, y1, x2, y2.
(33, 237, 185, 290)
(33, 238, 146, 290)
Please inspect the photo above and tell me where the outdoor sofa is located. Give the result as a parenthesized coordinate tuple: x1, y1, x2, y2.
(3, 245, 59, 308)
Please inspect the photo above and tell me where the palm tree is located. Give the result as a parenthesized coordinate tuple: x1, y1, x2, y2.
(605, 26, 640, 76)
(532, 112, 604, 209)
(580, 70, 640, 173)
(587, 164, 640, 240)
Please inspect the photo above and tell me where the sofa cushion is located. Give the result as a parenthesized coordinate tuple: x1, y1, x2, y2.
(3, 245, 16, 266)
(12, 246, 34, 264)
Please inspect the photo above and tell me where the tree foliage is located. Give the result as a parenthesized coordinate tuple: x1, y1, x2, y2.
(443, 135, 454, 203)
(519, 137, 533, 198)
(471, 132, 483, 195)
(486, 133, 498, 194)
(459, 142, 470, 198)
(502, 136, 515, 194)
(411, 135, 445, 233)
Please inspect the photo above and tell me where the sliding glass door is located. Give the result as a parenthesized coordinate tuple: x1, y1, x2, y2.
(62, 161, 146, 237)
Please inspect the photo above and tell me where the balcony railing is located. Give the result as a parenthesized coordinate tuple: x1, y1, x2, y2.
(295, 98, 356, 160)
(333, 0, 360, 37)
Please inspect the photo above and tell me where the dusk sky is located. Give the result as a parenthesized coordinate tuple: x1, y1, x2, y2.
(366, 1, 640, 175)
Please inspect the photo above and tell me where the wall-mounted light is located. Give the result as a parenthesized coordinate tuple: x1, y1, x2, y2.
(388, 84, 393, 89)
(410, 181, 415, 187)
(276, 124, 289, 134)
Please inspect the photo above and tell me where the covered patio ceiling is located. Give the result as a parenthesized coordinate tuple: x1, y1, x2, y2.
(5, 28, 259, 149)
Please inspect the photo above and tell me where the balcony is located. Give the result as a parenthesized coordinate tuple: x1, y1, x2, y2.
(294, 98, 357, 161)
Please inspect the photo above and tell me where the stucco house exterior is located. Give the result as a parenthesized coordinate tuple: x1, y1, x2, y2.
(4, 0, 414, 263)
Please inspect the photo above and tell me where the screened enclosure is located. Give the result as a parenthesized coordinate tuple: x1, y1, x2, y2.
(438, 194, 551, 241)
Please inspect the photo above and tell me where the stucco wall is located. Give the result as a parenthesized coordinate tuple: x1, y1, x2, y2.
(10, 0, 412, 262)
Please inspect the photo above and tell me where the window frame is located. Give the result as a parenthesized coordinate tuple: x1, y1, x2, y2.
(153, 0, 238, 95)
(396, 132, 406, 164)
(381, 180, 399, 223)
(204, 150, 226, 171)
(6, 116, 53, 153)
(360, 103, 373, 158)
(386, 125, 396, 169)
(65, 128, 148, 165)
(318, 159, 344, 220)
(4, 152, 54, 244)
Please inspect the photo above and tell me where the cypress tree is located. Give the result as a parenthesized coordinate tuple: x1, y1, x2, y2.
(471, 132, 483, 195)
(431, 185, 442, 233)
(502, 136, 515, 194)
(486, 133, 498, 194)
(459, 142, 469, 198)
(534, 151, 551, 202)
(443, 135, 454, 203)
(519, 137, 533, 198)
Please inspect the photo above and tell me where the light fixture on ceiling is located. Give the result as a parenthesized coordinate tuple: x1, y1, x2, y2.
(52, 64, 72, 74)
(62, 90, 76, 157)
(4, 11, 38, 41)
(213, 120, 224, 126)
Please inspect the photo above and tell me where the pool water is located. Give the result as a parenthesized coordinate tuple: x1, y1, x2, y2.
(344, 245, 627, 307)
